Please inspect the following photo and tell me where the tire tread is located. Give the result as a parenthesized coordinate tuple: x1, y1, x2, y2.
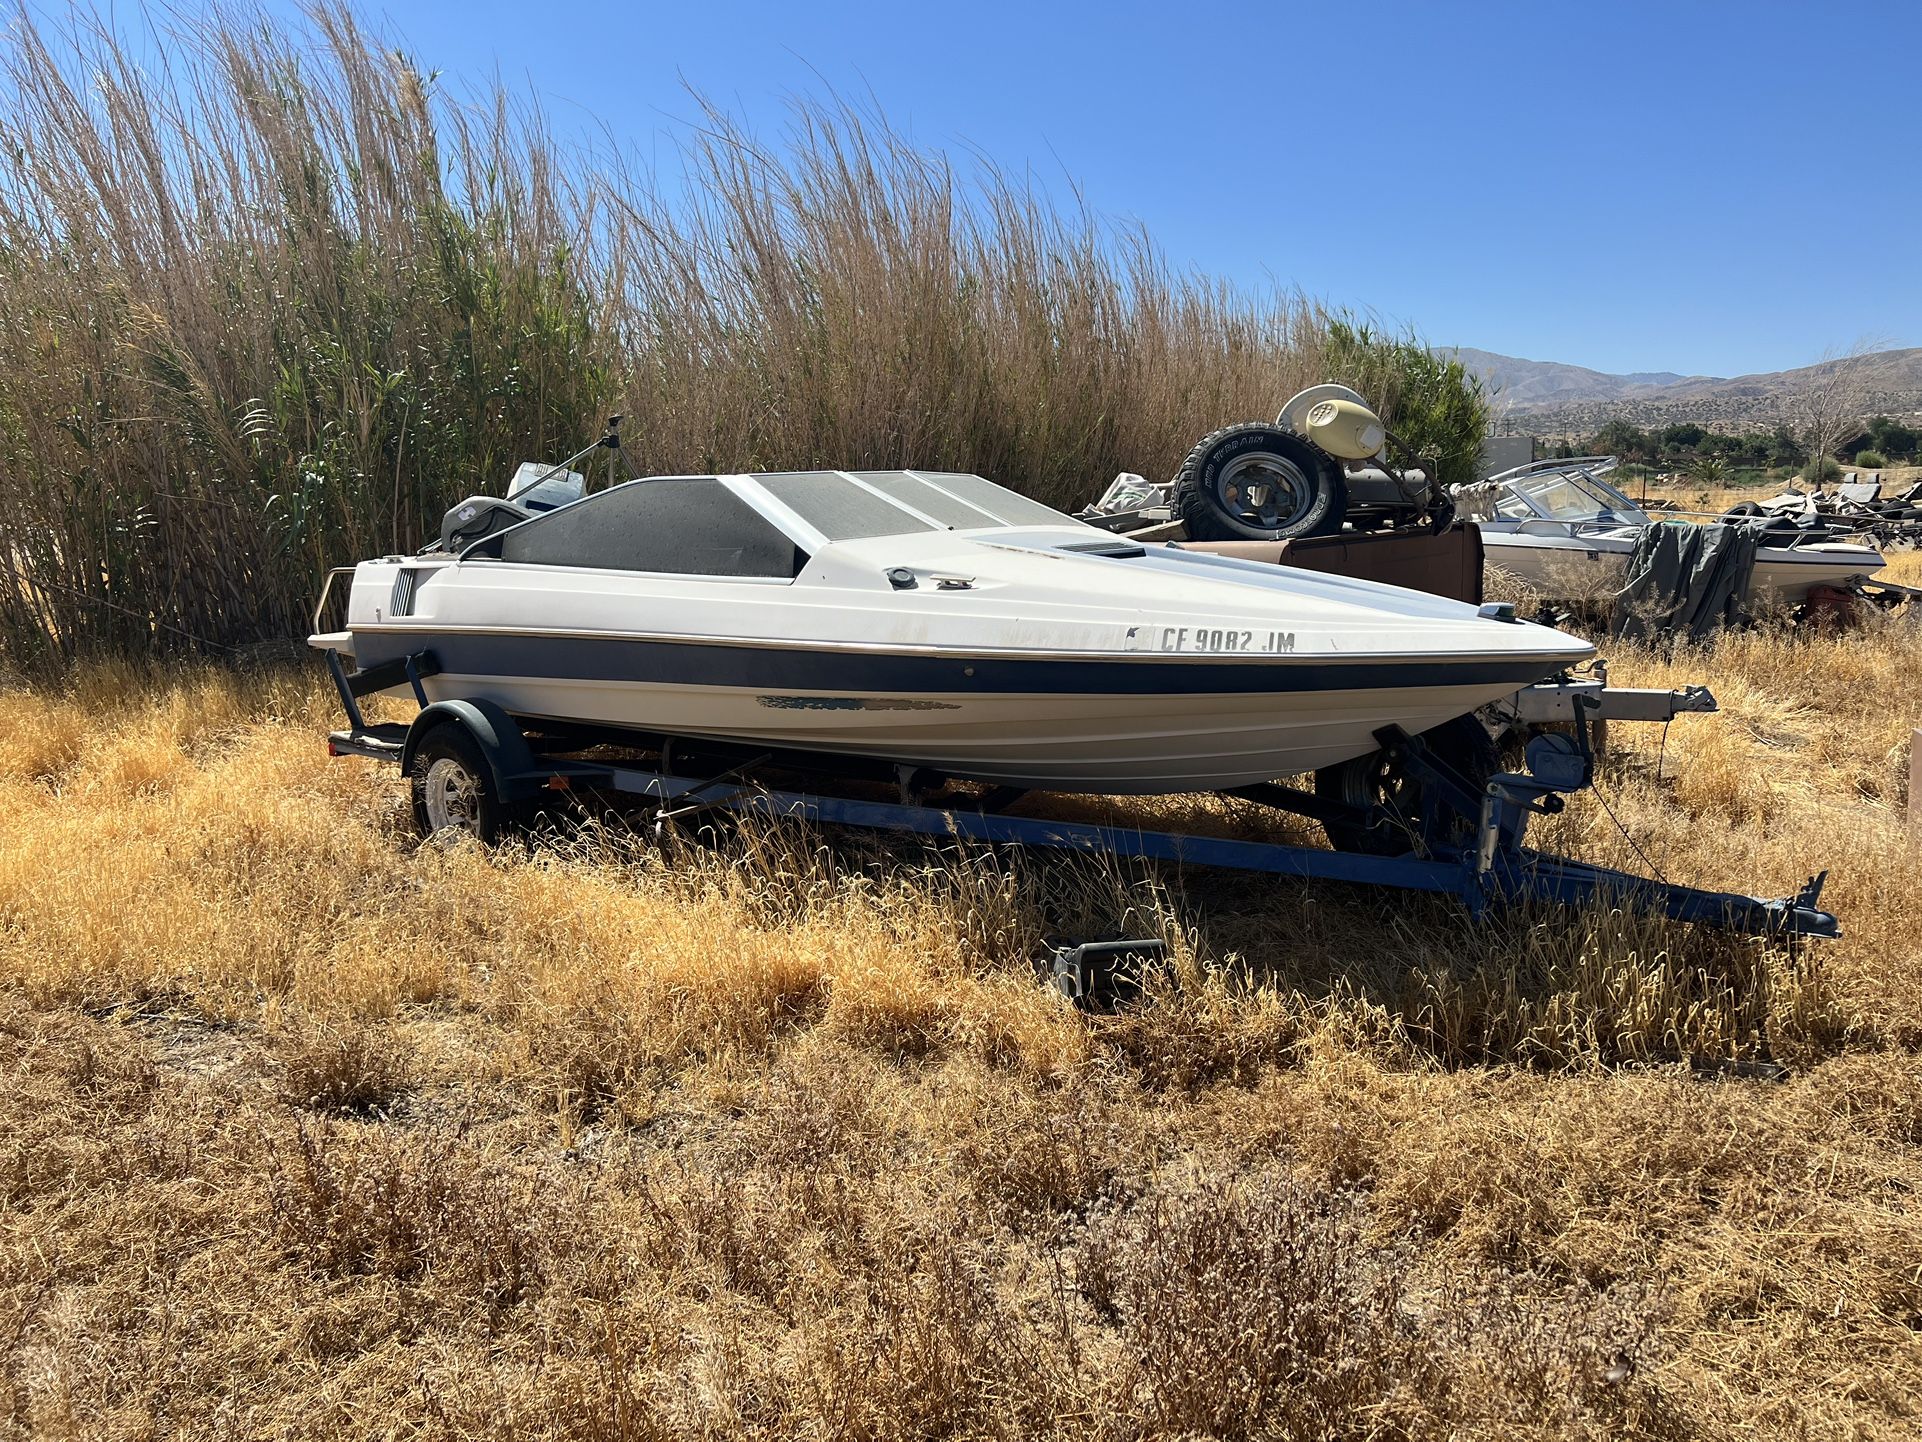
(1170, 421, 1347, 541)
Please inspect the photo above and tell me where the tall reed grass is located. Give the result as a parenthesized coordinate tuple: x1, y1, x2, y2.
(0, 1, 1485, 669)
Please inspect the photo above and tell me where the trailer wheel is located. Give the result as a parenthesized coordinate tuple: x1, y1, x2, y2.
(410, 725, 507, 842)
(1314, 714, 1499, 857)
(1172, 423, 1347, 541)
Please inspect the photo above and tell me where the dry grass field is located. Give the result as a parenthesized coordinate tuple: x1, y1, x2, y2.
(5, 599, 1922, 1440)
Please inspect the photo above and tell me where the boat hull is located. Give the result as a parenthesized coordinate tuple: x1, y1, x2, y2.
(1480, 532, 1882, 605)
(350, 626, 1568, 792)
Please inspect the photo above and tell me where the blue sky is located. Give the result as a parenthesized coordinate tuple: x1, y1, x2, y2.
(266, 0, 1917, 376)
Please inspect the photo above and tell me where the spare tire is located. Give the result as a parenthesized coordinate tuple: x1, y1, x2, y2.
(1172, 423, 1347, 541)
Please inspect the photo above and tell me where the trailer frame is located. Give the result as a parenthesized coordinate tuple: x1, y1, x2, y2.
(321, 648, 1837, 941)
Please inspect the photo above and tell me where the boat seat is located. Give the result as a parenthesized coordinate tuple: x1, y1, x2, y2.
(440, 495, 533, 553)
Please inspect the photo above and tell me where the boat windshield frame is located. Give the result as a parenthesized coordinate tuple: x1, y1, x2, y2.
(457, 466, 1096, 575)
(1498, 462, 1650, 527)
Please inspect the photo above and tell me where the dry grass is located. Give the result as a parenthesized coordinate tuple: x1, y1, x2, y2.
(4, 621, 1922, 1438)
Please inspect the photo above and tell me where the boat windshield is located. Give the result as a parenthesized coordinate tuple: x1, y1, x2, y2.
(753, 470, 1077, 541)
(1508, 467, 1648, 524)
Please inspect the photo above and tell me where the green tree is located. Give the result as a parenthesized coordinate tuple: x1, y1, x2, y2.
(1868, 416, 1917, 459)
(1766, 426, 1804, 469)
(1591, 418, 1649, 460)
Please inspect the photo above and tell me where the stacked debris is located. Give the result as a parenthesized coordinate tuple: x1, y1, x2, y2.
(1722, 476, 1922, 549)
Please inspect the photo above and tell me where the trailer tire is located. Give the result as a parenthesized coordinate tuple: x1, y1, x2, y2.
(1314, 714, 1500, 857)
(410, 724, 509, 843)
(1172, 423, 1347, 541)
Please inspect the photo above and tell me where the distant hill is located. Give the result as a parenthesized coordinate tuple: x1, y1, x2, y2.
(1442, 348, 1714, 407)
(1443, 346, 1922, 435)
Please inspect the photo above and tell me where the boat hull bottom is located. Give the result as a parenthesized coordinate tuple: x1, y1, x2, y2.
(408, 672, 1521, 793)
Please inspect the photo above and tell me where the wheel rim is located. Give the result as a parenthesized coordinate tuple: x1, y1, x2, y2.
(1214, 451, 1315, 530)
(422, 756, 482, 835)
(1337, 751, 1426, 850)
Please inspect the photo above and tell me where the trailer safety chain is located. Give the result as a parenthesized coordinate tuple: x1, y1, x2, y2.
(1588, 776, 1671, 888)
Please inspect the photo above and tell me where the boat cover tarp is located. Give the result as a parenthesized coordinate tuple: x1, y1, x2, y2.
(1612, 521, 1760, 642)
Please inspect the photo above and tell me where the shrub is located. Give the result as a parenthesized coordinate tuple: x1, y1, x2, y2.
(1852, 448, 1889, 469)
(276, 1021, 414, 1117)
(1323, 320, 1490, 488)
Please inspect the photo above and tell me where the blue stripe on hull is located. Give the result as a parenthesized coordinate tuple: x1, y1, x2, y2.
(350, 628, 1568, 697)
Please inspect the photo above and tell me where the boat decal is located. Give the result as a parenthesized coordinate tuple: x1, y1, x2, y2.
(757, 695, 962, 711)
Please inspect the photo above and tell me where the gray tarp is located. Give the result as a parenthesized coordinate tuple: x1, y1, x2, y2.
(1612, 521, 1761, 642)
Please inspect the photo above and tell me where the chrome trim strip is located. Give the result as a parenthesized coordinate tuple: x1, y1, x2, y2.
(345, 621, 1585, 667)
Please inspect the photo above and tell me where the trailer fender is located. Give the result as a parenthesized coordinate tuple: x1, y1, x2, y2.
(401, 699, 544, 802)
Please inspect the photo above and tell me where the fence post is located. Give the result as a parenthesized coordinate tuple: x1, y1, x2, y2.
(1912, 730, 1922, 838)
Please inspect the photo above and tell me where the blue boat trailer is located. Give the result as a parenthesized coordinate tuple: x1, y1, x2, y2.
(322, 648, 1838, 942)
(616, 765, 1833, 937)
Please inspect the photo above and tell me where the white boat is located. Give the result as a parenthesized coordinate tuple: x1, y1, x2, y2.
(1459, 458, 1884, 605)
(312, 465, 1594, 794)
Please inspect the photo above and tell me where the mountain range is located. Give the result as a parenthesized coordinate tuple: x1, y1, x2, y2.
(1443, 346, 1922, 435)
